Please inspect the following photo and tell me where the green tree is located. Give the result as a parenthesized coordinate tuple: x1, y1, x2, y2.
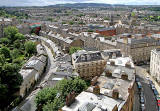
(35, 87, 57, 107)
(43, 98, 65, 111)
(35, 77, 88, 111)
(4, 26, 18, 43)
(11, 49, 20, 59)
(69, 47, 82, 55)
(24, 41, 36, 57)
(0, 54, 5, 65)
(0, 47, 10, 58)
(0, 38, 10, 45)
(131, 12, 136, 17)
(15, 33, 25, 40)
(13, 40, 21, 49)
(69, 21, 74, 25)
(0, 63, 23, 109)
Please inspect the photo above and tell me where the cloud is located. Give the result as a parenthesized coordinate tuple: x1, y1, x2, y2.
(0, 0, 159, 6)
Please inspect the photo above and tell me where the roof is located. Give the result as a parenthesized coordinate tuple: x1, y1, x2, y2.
(117, 37, 158, 45)
(73, 50, 104, 63)
(62, 91, 122, 111)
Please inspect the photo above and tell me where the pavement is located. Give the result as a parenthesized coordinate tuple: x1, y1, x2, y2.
(133, 83, 140, 111)
(135, 66, 158, 111)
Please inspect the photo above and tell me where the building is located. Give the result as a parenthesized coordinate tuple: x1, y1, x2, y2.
(40, 31, 84, 53)
(150, 48, 160, 83)
(72, 50, 106, 80)
(96, 27, 116, 36)
(0, 18, 17, 37)
(117, 37, 159, 64)
(62, 57, 135, 111)
(19, 44, 47, 97)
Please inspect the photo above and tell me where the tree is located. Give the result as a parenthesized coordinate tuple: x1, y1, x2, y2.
(4, 26, 18, 43)
(35, 77, 88, 111)
(13, 40, 21, 49)
(15, 33, 25, 40)
(0, 47, 10, 58)
(0, 63, 23, 109)
(69, 47, 82, 55)
(0, 54, 5, 65)
(43, 98, 64, 111)
(24, 41, 36, 57)
(69, 21, 74, 25)
(0, 38, 10, 45)
(11, 49, 20, 60)
(35, 87, 58, 108)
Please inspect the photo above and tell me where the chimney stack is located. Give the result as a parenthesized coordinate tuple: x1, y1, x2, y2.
(112, 89, 119, 99)
(66, 91, 75, 106)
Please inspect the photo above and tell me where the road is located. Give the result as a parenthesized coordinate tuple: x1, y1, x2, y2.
(135, 66, 158, 111)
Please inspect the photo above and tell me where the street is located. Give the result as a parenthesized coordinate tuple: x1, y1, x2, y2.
(134, 66, 158, 111)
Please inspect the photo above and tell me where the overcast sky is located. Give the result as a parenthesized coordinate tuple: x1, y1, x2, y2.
(0, 0, 160, 6)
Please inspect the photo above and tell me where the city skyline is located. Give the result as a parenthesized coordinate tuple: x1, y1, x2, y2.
(0, 0, 160, 6)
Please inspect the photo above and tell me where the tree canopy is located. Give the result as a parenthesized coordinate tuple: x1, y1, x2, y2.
(25, 41, 37, 57)
(69, 47, 82, 55)
(35, 77, 88, 111)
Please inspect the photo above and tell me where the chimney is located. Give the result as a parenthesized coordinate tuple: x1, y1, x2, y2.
(112, 89, 119, 99)
(125, 62, 132, 68)
(105, 70, 112, 77)
(91, 76, 98, 86)
(66, 91, 75, 106)
(93, 85, 100, 95)
(121, 71, 128, 80)
(110, 60, 115, 66)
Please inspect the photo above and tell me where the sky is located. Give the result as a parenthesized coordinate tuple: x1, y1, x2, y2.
(0, 0, 160, 6)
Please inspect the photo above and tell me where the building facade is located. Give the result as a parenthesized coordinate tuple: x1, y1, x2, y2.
(150, 48, 160, 83)
(117, 37, 159, 64)
(72, 50, 106, 80)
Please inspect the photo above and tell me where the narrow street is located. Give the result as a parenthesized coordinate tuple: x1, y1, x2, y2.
(18, 44, 57, 111)
(135, 66, 158, 111)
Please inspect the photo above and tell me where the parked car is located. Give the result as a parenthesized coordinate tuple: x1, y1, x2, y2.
(140, 103, 145, 111)
(140, 91, 144, 97)
(151, 84, 155, 90)
(140, 96, 145, 103)
(156, 95, 160, 101)
(149, 80, 153, 85)
(158, 100, 160, 107)
(153, 89, 159, 96)
(137, 82, 142, 89)
(136, 77, 140, 82)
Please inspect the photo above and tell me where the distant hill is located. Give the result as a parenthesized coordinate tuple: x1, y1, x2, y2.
(49, 3, 122, 8)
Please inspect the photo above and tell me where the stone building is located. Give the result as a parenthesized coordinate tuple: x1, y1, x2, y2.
(96, 27, 116, 36)
(117, 37, 159, 64)
(40, 31, 84, 53)
(19, 44, 47, 97)
(150, 48, 160, 83)
(0, 18, 17, 37)
(72, 50, 106, 80)
(62, 57, 135, 111)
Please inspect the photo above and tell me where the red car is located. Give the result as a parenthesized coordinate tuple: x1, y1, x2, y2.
(157, 100, 160, 106)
